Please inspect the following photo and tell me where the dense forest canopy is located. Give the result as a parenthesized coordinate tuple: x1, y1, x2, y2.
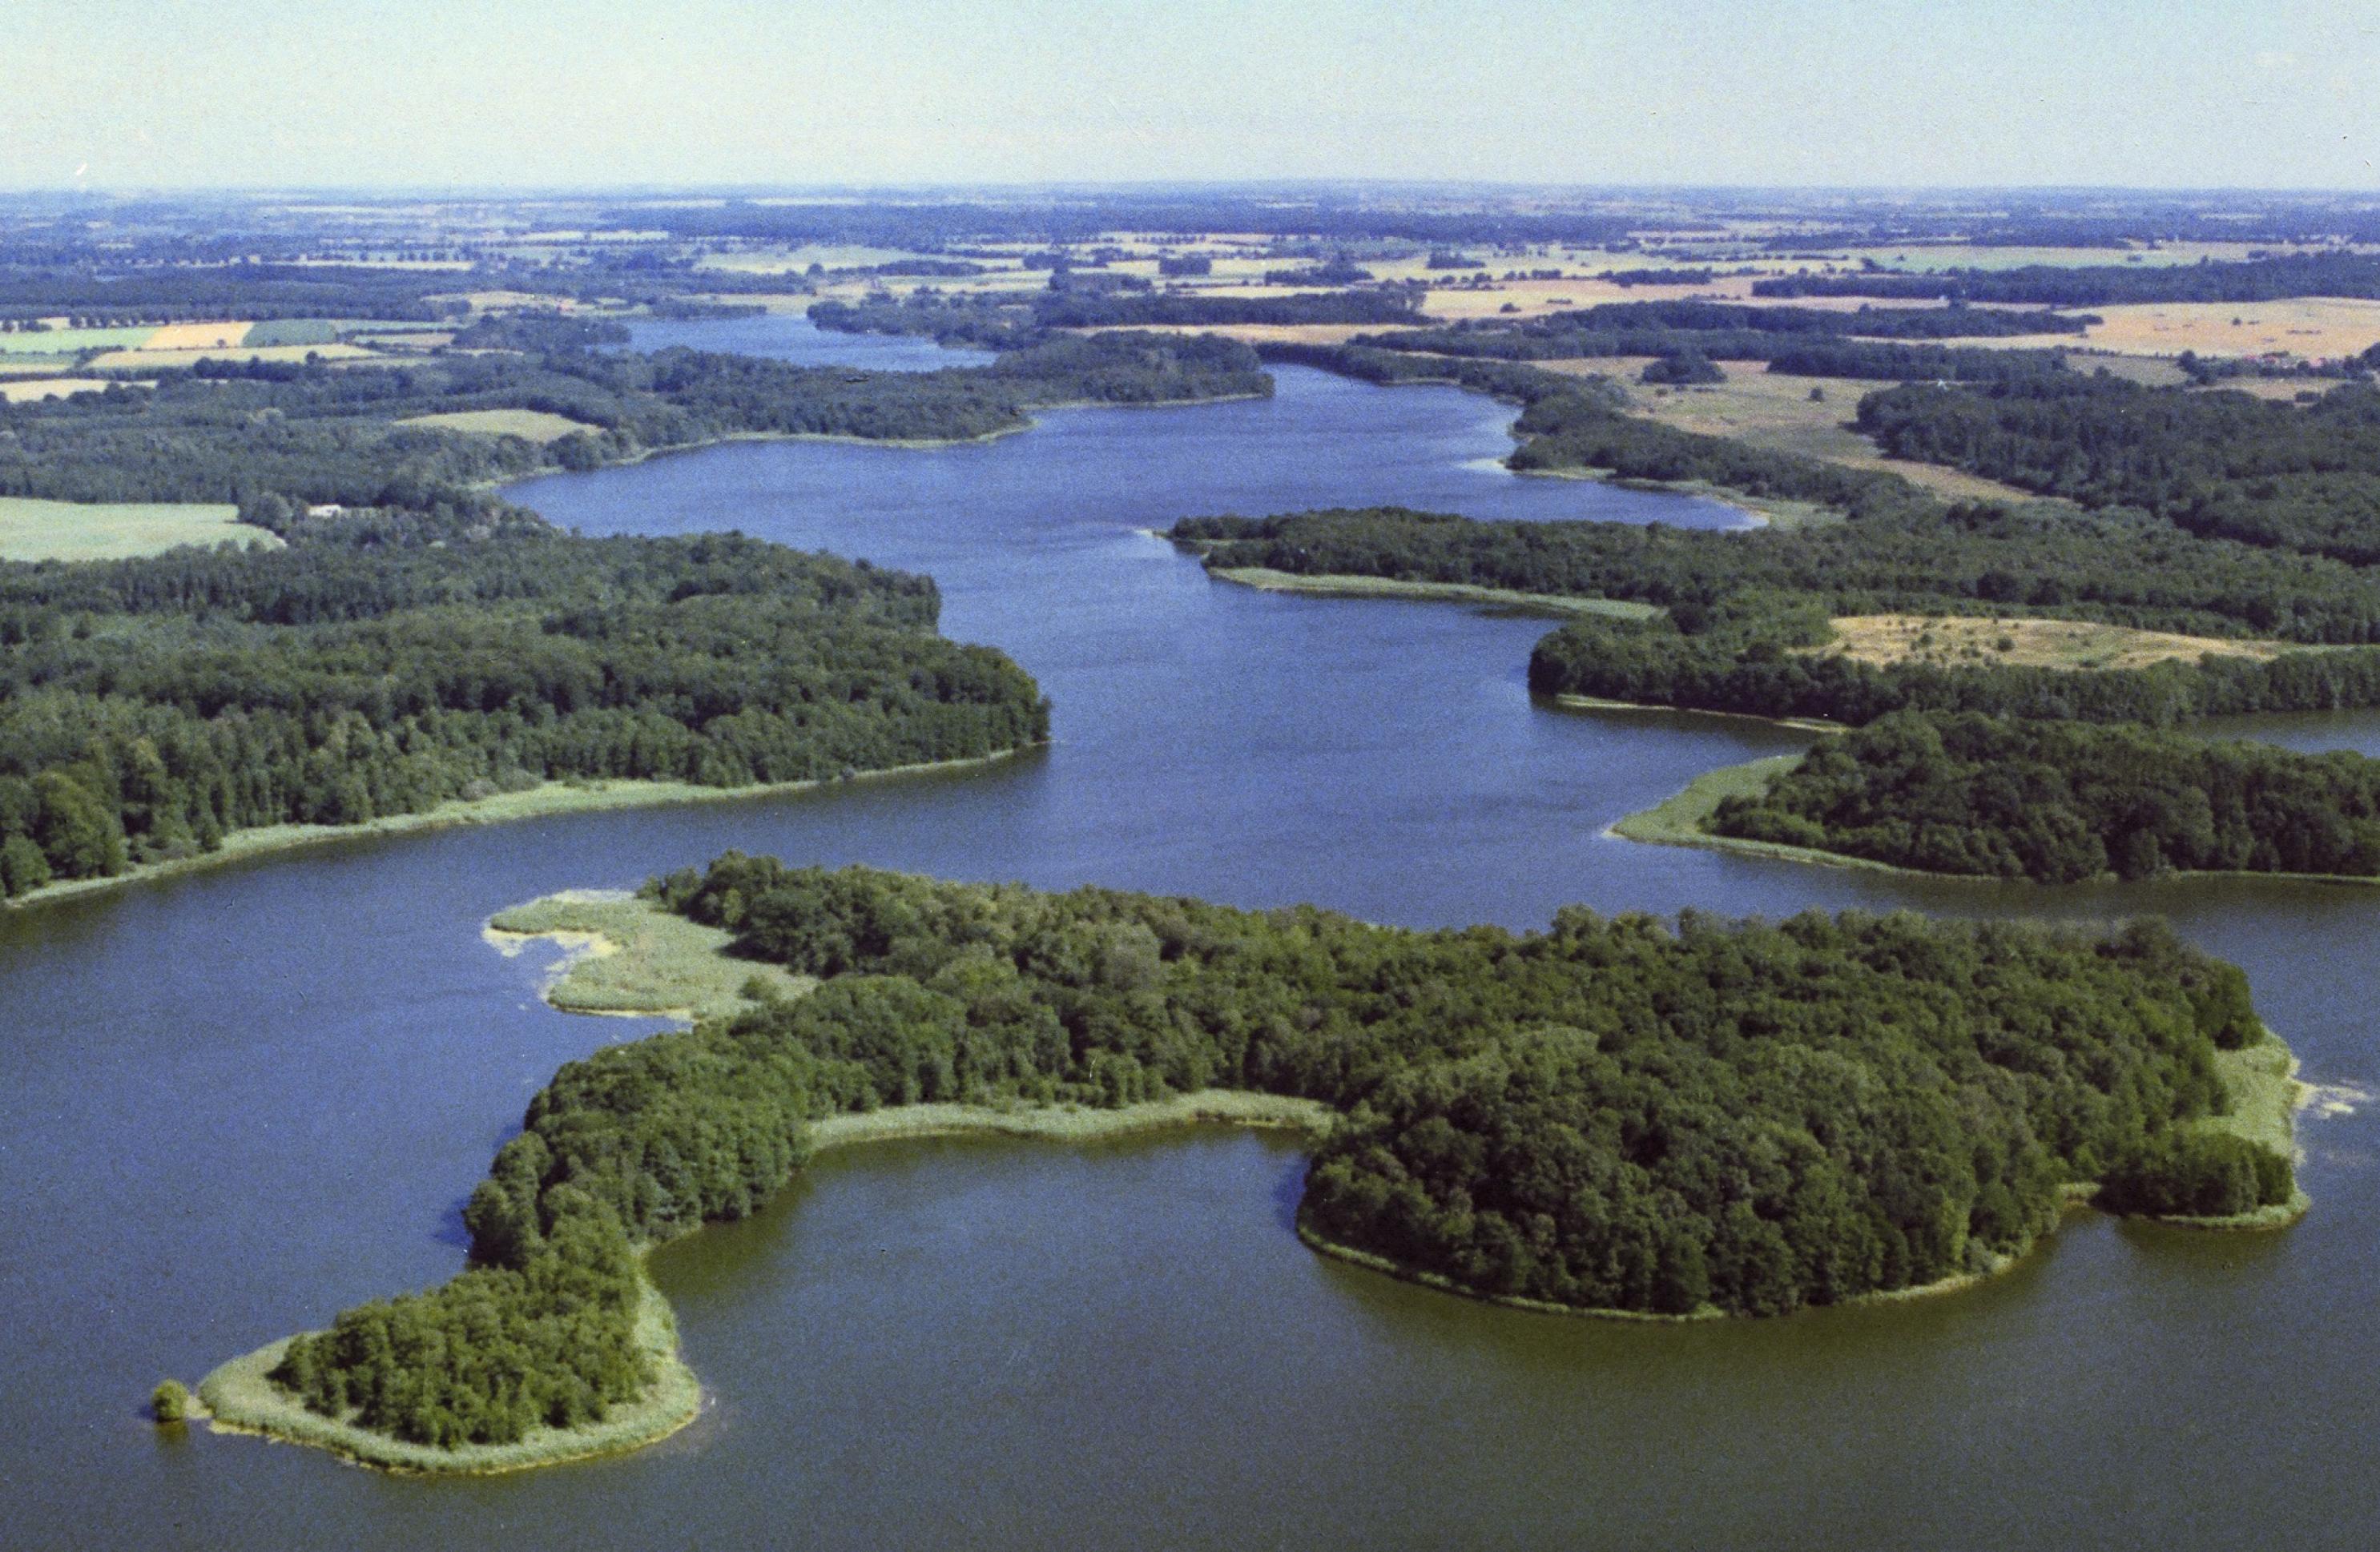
(0, 515, 1049, 898)
(269, 857, 2291, 1447)
(1711, 710, 2380, 883)
(1857, 376, 2380, 565)
(1175, 501, 2380, 646)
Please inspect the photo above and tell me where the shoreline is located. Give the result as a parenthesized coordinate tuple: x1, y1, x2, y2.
(1202, 565, 1661, 619)
(492, 385, 1277, 484)
(196, 1090, 1331, 1477)
(1508, 460, 1781, 529)
(1302, 1035, 2309, 1321)
(1556, 694, 1842, 734)
(805, 1090, 1335, 1154)
(3, 746, 1037, 914)
(195, 1042, 2303, 1476)
(197, 1277, 703, 1477)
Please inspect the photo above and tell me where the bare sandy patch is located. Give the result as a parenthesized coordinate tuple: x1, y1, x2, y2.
(0, 376, 143, 403)
(144, 321, 252, 350)
(1540, 360, 2048, 505)
(1804, 614, 2294, 672)
(87, 343, 382, 370)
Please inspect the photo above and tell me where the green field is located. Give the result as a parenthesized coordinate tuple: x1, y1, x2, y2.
(242, 318, 343, 347)
(0, 497, 280, 562)
(397, 408, 599, 443)
(0, 326, 156, 355)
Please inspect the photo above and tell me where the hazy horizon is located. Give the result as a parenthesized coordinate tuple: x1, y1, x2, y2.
(6, 0, 2374, 194)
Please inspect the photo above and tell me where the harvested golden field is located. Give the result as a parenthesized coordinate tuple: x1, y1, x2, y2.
(1802, 614, 2294, 672)
(1539, 360, 2046, 505)
(0, 376, 135, 402)
(1078, 321, 1387, 348)
(87, 343, 382, 370)
(1939, 297, 2380, 360)
(2203, 376, 2338, 401)
(398, 408, 599, 442)
(144, 320, 252, 350)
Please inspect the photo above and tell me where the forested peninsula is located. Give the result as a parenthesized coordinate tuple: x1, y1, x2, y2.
(199, 857, 2300, 1470)
(0, 508, 1049, 903)
(1692, 712, 2380, 884)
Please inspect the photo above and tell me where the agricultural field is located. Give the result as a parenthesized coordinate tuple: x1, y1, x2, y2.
(0, 497, 279, 562)
(1800, 614, 2295, 673)
(695, 243, 950, 272)
(1822, 240, 2325, 274)
(1938, 297, 2380, 360)
(243, 318, 346, 347)
(397, 408, 599, 441)
(145, 321, 251, 350)
(0, 325, 157, 354)
(86, 342, 384, 370)
(1537, 358, 2047, 504)
(0, 376, 141, 403)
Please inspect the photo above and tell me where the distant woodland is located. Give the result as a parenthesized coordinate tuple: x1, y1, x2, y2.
(0, 513, 1047, 898)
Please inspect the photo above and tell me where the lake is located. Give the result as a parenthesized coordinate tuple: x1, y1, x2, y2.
(2, 339, 2372, 1550)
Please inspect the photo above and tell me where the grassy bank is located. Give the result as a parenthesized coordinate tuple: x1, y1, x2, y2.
(485, 891, 812, 1020)
(203, 1088, 1328, 1476)
(1509, 464, 1830, 529)
(1613, 753, 2380, 894)
(1557, 695, 1842, 734)
(1604, 754, 1925, 877)
(3, 749, 1032, 914)
(1207, 565, 1660, 618)
(2168, 1037, 2314, 1228)
(198, 1277, 701, 1476)
(809, 1090, 1333, 1152)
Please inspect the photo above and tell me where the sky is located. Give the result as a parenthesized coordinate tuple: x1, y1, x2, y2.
(5, 0, 2375, 192)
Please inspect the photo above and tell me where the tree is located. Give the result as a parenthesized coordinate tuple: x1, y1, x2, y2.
(0, 834, 50, 897)
(33, 772, 125, 880)
(152, 1380, 191, 1423)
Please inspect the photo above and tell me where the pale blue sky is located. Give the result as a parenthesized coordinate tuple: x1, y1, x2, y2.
(6, 0, 2374, 191)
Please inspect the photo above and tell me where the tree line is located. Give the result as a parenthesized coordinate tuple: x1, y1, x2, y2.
(1856, 376, 2380, 565)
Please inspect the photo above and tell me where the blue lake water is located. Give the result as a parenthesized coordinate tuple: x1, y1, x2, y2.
(2, 342, 2374, 1550)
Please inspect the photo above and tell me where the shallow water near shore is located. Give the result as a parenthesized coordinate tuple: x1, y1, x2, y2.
(3, 338, 2377, 1549)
